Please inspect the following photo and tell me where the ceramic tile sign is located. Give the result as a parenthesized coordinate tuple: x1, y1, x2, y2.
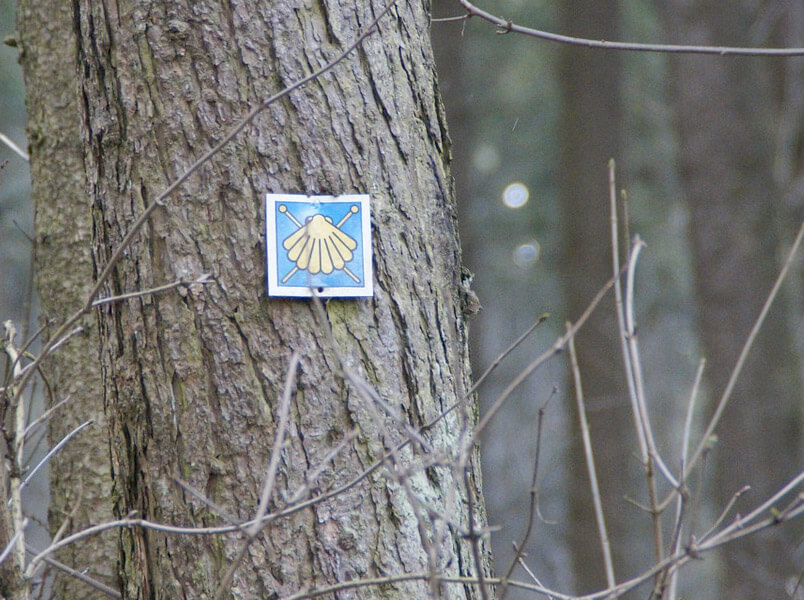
(266, 194, 373, 297)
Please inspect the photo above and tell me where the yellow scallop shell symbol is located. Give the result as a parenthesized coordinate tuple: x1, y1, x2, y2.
(279, 205, 361, 284)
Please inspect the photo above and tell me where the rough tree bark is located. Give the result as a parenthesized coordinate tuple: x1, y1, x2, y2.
(20, 0, 493, 597)
(17, 0, 117, 597)
(661, 2, 804, 598)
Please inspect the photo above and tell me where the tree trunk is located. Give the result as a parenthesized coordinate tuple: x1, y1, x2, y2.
(50, 0, 493, 597)
(17, 0, 117, 597)
(558, 1, 652, 594)
(661, 2, 803, 597)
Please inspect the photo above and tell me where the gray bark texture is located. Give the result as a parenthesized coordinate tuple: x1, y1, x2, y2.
(61, 0, 491, 597)
(17, 0, 117, 597)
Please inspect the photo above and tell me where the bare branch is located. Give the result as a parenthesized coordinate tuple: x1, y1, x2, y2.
(685, 222, 804, 478)
(419, 313, 549, 440)
(699, 474, 804, 549)
(3, 321, 28, 578)
(665, 358, 706, 600)
(173, 478, 240, 526)
(0, 519, 25, 566)
(472, 270, 619, 440)
(680, 360, 706, 481)
(696, 485, 752, 544)
(567, 327, 615, 590)
(25, 543, 121, 599)
(463, 466, 490, 600)
(513, 552, 557, 600)
(251, 352, 299, 536)
(213, 353, 300, 600)
(22, 395, 72, 440)
(0, 130, 29, 161)
(455, 0, 804, 56)
(20, 420, 94, 492)
(91, 274, 212, 307)
(23, 473, 804, 599)
(499, 388, 557, 599)
(286, 429, 357, 505)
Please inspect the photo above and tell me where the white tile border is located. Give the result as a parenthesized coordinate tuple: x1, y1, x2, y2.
(266, 194, 374, 298)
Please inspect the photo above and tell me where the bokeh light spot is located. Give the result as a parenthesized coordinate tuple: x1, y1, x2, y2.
(502, 182, 529, 208)
(512, 240, 541, 267)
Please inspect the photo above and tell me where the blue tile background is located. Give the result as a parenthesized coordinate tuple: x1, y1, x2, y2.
(274, 200, 366, 288)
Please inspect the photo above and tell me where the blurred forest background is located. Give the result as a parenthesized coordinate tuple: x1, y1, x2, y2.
(0, 0, 30, 337)
(1, 0, 50, 568)
(2, 0, 803, 598)
(431, 1, 803, 598)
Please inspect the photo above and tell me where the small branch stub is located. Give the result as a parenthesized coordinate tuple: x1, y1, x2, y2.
(266, 194, 373, 297)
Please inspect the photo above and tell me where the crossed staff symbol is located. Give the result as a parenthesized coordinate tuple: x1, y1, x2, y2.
(279, 204, 361, 284)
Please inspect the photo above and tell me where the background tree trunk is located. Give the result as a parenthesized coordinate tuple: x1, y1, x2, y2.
(661, 2, 804, 597)
(57, 0, 493, 597)
(558, 1, 653, 594)
(17, 0, 117, 596)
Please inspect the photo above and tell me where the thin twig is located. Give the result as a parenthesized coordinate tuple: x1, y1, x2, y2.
(625, 239, 677, 483)
(609, 160, 648, 463)
(472, 271, 619, 440)
(567, 327, 616, 590)
(608, 162, 665, 588)
(514, 553, 556, 600)
(421, 314, 549, 438)
(696, 485, 751, 543)
(456, 0, 804, 56)
(19, 420, 94, 493)
(173, 478, 240, 526)
(475, 315, 550, 392)
(658, 491, 687, 600)
(499, 387, 556, 599)
(463, 465, 490, 600)
(623, 240, 666, 574)
(24, 543, 121, 599)
(431, 15, 469, 23)
(91, 274, 211, 307)
(252, 352, 299, 535)
(680, 360, 706, 481)
(0, 520, 25, 566)
(22, 395, 72, 440)
(699, 474, 804, 549)
(348, 371, 433, 451)
(609, 164, 667, 573)
(278, 573, 456, 600)
(214, 353, 300, 600)
(0, 130, 29, 161)
(24, 474, 804, 600)
(665, 358, 705, 600)
(285, 429, 357, 504)
(684, 222, 804, 479)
